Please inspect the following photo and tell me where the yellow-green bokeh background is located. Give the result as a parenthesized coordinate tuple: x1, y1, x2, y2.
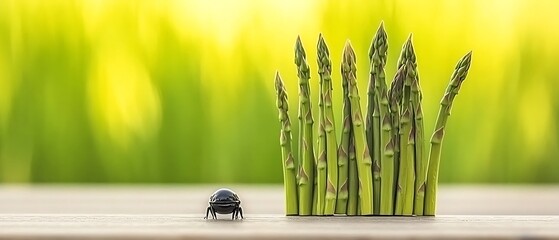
(0, 0, 557, 183)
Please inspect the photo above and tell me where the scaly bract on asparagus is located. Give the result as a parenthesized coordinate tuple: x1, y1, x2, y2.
(424, 51, 472, 216)
(295, 36, 315, 216)
(342, 41, 374, 215)
(275, 71, 299, 216)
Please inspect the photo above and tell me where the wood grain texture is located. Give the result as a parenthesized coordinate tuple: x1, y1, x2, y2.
(0, 185, 559, 239)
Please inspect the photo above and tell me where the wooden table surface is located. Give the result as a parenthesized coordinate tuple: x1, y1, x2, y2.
(1, 185, 558, 239)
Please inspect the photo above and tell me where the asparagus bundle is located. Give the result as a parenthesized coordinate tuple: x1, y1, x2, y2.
(343, 41, 374, 215)
(424, 52, 473, 216)
(412, 63, 427, 216)
(275, 72, 299, 215)
(295, 36, 315, 216)
(276, 23, 472, 217)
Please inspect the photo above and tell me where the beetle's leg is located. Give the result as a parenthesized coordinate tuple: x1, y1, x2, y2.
(210, 206, 217, 219)
(204, 206, 211, 219)
(232, 209, 236, 220)
(238, 207, 244, 219)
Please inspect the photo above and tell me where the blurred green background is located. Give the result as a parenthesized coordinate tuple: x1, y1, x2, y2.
(0, 0, 558, 183)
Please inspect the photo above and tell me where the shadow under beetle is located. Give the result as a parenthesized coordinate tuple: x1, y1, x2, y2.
(204, 188, 244, 220)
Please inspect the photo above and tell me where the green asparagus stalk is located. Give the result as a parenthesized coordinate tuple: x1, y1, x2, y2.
(342, 40, 374, 215)
(387, 66, 405, 214)
(275, 71, 299, 216)
(412, 71, 427, 216)
(424, 51, 472, 216)
(396, 37, 418, 216)
(317, 34, 338, 215)
(369, 23, 391, 215)
(388, 68, 403, 208)
(365, 30, 380, 216)
(392, 37, 415, 215)
(346, 131, 358, 215)
(295, 36, 315, 216)
(312, 150, 318, 215)
(403, 116, 416, 216)
(371, 102, 381, 215)
(315, 52, 327, 216)
(335, 37, 352, 215)
(395, 62, 415, 216)
(311, 137, 320, 216)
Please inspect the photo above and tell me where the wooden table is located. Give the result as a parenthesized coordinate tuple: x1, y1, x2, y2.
(1, 185, 558, 239)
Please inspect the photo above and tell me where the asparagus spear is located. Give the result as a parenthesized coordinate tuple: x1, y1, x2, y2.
(295, 36, 315, 216)
(342, 40, 374, 215)
(365, 23, 388, 215)
(387, 66, 405, 215)
(388, 67, 403, 210)
(316, 65, 327, 216)
(369, 23, 391, 215)
(365, 31, 380, 216)
(317, 34, 338, 215)
(424, 51, 472, 216)
(312, 160, 318, 215)
(412, 70, 427, 216)
(396, 37, 418, 216)
(275, 71, 299, 216)
(346, 130, 358, 215)
(335, 36, 353, 215)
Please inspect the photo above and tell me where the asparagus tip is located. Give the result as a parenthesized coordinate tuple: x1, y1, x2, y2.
(295, 36, 306, 64)
(343, 40, 356, 63)
(317, 34, 329, 57)
(464, 51, 473, 64)
(369, 22, 388, 60)
(275, 71, 282, 87)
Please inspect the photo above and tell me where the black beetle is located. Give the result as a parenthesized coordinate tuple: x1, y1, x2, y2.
(204, 188, 244, 220)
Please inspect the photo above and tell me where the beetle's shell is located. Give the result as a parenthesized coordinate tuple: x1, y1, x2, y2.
(209, 188, 240, 214)
(210, 188, 240, 202)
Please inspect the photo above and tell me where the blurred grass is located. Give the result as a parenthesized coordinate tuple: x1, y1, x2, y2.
(0, 0, 558, 183)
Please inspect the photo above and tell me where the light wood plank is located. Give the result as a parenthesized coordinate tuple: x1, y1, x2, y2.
(1, 215, 559, 240)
